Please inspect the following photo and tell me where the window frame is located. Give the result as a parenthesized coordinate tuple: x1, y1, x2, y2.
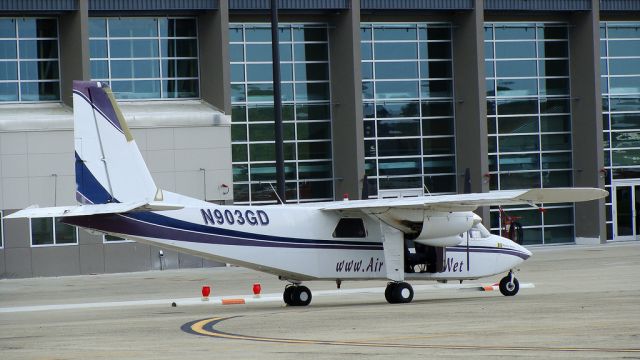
(88, 16, 200, 100)
(29, 217, 79, 247)
(0, 17, 62, 103)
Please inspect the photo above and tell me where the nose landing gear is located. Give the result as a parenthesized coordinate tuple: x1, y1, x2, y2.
(499, 271, 520, 296)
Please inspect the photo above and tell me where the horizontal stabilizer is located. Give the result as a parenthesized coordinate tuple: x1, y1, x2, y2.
(320, 187, 608, 212)
(3, 201, 184, 219)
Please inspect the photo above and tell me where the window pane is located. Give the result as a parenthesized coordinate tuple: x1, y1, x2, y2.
(378, 119, 420, 137)
(374, 26, 417, 41)
(500, 172, 541, 189)
(378, 138, 420, 156)
(20, 81, 59, 101)
(495, 41, 536, 58)
(0, 82, 18, 101)
(0, 61, 17, 80)
(0, 19, 16, 37)
(20, 61, 59, 80)
(375, 42, 416, 60)
(376, 81, 419, 99)
(423, 137, 454, 155)
(89, 18, 107, 37)
(375, 62, 418, 80)
(109, 18, 158, 37)
(55, 219, 77, 244)
(495, 60, 536, 77)
(18, 19, 57, 38)
(294, 43, 327, 61)
(0, 40, 17, 59)
(376, 101, 419, 118)
(498, 116, 538, 134)
(31, 218, 54, 245)
(19, 40, 58, 59)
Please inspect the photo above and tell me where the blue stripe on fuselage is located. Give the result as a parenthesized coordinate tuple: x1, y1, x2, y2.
(63, 213, 383, 250)
(447, 245, 530, 260)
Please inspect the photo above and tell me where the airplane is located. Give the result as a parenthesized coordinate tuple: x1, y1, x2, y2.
(5, 81, 608, 306)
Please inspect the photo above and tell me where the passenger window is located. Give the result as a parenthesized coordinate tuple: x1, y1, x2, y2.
(332, 218, 366, 238)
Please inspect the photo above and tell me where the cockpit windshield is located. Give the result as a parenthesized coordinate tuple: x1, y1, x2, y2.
(468, 222, 492, 239)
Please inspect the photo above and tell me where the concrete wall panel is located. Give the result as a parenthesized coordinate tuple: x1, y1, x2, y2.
(178, 253, 204, 268)
(145, 128, 175, 151)
(3, 247, 32, 278)
(27, 153, 74, 177)
(104, 242, 152, 273)
(175, 171, 206, 200)
(173, 127, 230, 150)
(27, 131, 73, 154)
(79, 244, 105, 274)
(152, 172, 177, 192)
(0, 249, 5, 278)
(32, 246, 80, 277)
(146, 150, 176, 173)
(150, 246, 180, 270)
(0, 132, 27, 155)
(2, 215, 29, 249)
(2, 154, 28, 178)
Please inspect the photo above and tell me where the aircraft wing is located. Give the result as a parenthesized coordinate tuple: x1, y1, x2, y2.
(319, 188, 608, 212)
(3, 201, 184, 219)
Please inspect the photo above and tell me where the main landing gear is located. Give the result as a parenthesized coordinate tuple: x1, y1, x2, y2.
(499, 271, 520, 296)
(283, 284, 312, 306)
(384, 282, 414, 304)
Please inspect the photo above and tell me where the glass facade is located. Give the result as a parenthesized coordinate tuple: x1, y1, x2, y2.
(600, 22, 640, 240)
(89, 17, 199, 99)
(361, 23, 456, 197)
(0, 18, 60, 102)
(485, 23, 574, 245)
(230, 24, 333, 204)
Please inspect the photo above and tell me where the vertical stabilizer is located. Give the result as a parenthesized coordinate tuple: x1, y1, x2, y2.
(73, 81, 156, 204)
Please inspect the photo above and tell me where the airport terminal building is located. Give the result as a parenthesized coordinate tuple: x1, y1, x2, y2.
(0, 0, 638, 278)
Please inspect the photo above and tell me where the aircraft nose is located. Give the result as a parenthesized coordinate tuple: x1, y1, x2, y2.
(514, 242, 532, 259)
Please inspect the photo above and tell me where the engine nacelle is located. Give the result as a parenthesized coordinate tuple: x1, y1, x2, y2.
(378, 209, 475, 247)
(414, 235, 463, 247)
(418, 213, 474, 239)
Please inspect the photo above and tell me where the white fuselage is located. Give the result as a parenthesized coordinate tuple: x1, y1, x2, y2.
(64, 193, 531, 283)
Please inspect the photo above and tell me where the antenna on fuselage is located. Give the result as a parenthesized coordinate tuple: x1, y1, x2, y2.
(262, 181, 284, 205)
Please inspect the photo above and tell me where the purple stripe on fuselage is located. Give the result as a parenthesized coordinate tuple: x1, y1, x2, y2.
(62, 214, 384, 251)
(447, 246, 530, 260)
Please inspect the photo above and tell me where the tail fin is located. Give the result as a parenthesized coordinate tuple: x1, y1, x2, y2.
(73, 81, 158, 204)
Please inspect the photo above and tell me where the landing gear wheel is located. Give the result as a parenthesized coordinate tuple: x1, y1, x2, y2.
(385, 282, 414, 304)
(283, 285, 295, 305)
(291, 286, 312, 306)
(499, 275, 520, 296)
(384, 282, 397, 303)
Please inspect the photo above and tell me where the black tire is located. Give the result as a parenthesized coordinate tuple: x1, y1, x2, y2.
(499, 276, 520, 296)
(283, 285, 295, 305)
(291, 286, 312, 306)
(384, 282, 397, 303)
(392, 282, 414, 303)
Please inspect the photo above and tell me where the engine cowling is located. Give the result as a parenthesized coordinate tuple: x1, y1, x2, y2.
(379, 209, 475, 247)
